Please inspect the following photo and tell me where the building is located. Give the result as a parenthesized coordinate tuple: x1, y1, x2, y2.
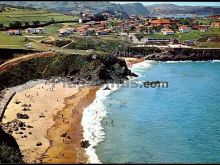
(35, 27, 46, 34)
(179, 26, 190, 33)
(141, 38, 172, 44)
(149, 19, 174, 26)
(96, 30, 108, 35)
(198, 26, 208, 32)
(26, 28, 36, 34)
(26, 27, 46, 34)
(211, 21, 220, 28)
(7, 29, 21, 35)
(161, 28, 175, 35)
(58, 29, 71, 36)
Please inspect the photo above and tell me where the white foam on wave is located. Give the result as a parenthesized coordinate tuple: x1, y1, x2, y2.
(131, 60, 154, 70)
(211, 60, 220, 63)
(165, 60, 193, 63)
(81, 83, 121, 163)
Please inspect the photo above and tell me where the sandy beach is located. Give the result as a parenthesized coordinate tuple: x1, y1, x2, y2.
(1, 81, 98, 163)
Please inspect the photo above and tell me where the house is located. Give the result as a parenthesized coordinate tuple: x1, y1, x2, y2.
(161, 28, 174, 35)
(198, 26, 208, 32)
(179, 26, 190, 33)
(96, 30, 108, 35)
(211, 21, 220, 28)
(105, 29, 112, 33)
(26, 27, 46, 34)
(7, 29, 21, 35)
(77, 27, 88, 36)
(26, 28, 36, 34)
(149, 19, 175, 26)
(200, 27, 208, 32)
(58, 29, 72, 36)
(141, 38, 172, 44)
(35, 27, 46, 34)
(183, 40, 195, 46)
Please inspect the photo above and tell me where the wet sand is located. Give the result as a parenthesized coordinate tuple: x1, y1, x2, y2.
(2, 81, 98, 163)
(42, 86, 99, 164)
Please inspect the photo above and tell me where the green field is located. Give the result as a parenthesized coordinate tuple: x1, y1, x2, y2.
(0, 31, 28, 49)
(0, 7, 78, 26)
(143, 28, 220, 43)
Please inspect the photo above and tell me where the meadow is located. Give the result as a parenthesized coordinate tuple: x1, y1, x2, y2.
(0, 7, 78, 26)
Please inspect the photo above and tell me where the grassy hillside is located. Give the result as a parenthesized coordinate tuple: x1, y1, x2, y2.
(0, 32, 28, 49)
(0, 6, 78, 26)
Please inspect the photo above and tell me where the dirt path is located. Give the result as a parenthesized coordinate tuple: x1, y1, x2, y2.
(0, 51, 55, 73)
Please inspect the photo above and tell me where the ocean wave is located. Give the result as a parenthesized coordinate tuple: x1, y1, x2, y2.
(164, 60, 193, 63)
(211, 60, 220, 63)
(81, 83, 121, 163)
(131, 60, 154, 69)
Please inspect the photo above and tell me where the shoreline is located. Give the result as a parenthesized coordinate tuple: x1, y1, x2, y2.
(1, 80, 99, 163)
(42, 86, 99, 164)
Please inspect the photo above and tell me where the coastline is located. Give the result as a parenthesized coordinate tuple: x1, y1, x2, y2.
(42, 86, 99, 164)
(1, 80, 99, 163)
(82, 83, 121, 163)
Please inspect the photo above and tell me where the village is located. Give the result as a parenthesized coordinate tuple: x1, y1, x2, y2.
(5, 10, 220, 51)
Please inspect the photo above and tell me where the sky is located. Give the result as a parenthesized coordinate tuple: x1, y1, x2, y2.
(111, 1, 220, 6)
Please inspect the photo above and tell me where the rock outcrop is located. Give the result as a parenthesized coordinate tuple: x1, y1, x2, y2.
(145, 48, 220, 61)
(0, 125, 23, 163)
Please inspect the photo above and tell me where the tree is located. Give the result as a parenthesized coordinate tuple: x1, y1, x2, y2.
(32, 20, 40, 26)
(93, 13, 106, 21)
(130, 25, 136, 32)
(135, 33, 144, 41)
(24, 21, 29, 27)
(0, 23, 3, 28)
(9, 21, 22, 28)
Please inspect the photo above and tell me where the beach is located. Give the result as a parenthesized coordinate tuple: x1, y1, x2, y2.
(1, 81, 99, 163)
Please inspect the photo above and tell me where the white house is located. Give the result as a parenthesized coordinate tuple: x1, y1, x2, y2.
(161, 28, 175, 35)
(26, 28, 36, 34)
(35, 27, 46, 34)
(179, 26, 190, 33)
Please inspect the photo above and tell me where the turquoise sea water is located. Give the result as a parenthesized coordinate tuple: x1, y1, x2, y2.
(95, 61, 220, 163)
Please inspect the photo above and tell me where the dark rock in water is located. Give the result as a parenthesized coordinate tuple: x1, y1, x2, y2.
(129, 72, 138, 77)
(16, 113, 29, 119)
(80, 140, 90, 148)
(103, 86, 111, 90)
(36, 142, 42, 146)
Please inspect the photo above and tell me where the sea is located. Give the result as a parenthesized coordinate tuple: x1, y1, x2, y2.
(82, 60, 220, 163)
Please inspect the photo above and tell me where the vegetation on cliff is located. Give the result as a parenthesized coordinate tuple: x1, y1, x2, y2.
(0, 53, 135, 91)
(0, 126, 23, 163)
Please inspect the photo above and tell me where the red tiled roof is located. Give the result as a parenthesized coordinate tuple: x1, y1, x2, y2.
(150, 19, 172, 24)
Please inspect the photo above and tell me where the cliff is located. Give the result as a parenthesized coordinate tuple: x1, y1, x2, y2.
(145, 48, 220, 61)
(0, 125, 23, 163)
(0, 53, 137, 91)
